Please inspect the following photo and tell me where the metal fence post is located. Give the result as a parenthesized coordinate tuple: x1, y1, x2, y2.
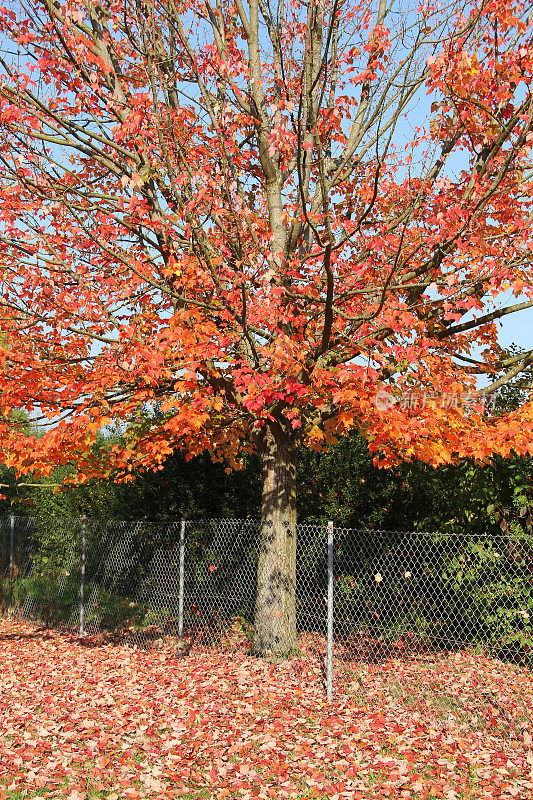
(177, 518, 186, 658)
(326, 520, 334, 701)
(8, 513, 14, 611)
(79, 515, 86, 638)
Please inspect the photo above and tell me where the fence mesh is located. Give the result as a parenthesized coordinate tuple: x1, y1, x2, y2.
(0, 516, 328, 655)
(332, 527, 533, 735)
(332, 528, 533, 662)
(1, 516, 532, 727)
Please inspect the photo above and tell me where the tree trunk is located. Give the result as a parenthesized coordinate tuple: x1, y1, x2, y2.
(253, 424, 298, 657)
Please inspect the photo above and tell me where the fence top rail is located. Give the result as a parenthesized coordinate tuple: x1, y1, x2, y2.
(334, 527, 533, 540)
(2, 516, 532, 541)
(5, 516, 261, 526)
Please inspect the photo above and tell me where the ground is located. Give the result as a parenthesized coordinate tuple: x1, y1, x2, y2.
(0, 619, 532, 800)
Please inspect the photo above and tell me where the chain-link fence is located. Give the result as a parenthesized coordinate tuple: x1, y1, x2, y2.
(332, 527, 533, 734)
(0, 516, 329, 659)
(332, 527, 533, 664)
(1, 516, 532, 711)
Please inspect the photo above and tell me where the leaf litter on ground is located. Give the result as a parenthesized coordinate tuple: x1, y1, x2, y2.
(0, 619, 532, 799)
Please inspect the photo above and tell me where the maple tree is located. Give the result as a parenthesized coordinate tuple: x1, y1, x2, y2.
(0, 0, 533, 654)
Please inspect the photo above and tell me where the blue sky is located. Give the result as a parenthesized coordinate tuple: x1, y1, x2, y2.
(496, 304, 532, 350)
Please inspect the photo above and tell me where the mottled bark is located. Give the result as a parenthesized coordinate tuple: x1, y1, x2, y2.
(253, 424, 298, 657)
